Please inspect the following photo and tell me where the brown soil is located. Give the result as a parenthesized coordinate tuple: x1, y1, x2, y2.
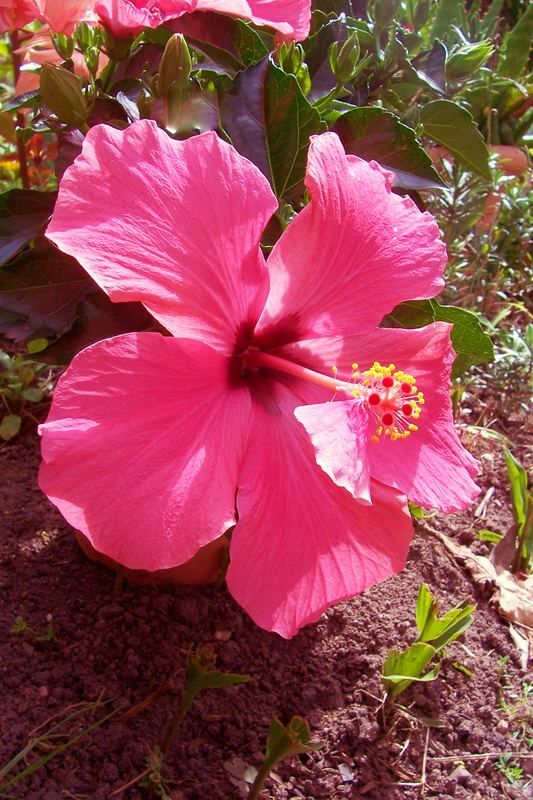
(0, 414, 531, 800)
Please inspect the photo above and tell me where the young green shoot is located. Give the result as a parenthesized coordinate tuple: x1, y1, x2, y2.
(381, 583, 475, 720)
(247, 716, 324, 800)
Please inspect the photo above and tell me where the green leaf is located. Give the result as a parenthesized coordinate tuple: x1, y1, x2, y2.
(222, 59, 325, 199)
(333, 107, 445, 190)
(176, 13, 268, 74)
(503, 448, 528, 530)
(431, 0, 462, 40)
(498, 5, 533, 81)
(420, 99, 491, 180)
(446, 41, 493, 82)
(0, 414, 21, 441)
(382, 299, 494, 378)
(382, 642, 439, 697)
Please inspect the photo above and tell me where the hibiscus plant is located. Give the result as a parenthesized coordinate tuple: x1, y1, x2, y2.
(0, 0, 516, 636)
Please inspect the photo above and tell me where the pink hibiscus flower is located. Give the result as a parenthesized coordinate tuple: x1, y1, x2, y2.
(40, 121, 479, 637)
(94, 0, 310, 40)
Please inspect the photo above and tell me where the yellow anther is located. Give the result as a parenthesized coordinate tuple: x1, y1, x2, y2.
(371, 435, 379, 443)
(409, 424, 418, 431)
(351, 362, 359, 370)
(332, 365, 338, 374)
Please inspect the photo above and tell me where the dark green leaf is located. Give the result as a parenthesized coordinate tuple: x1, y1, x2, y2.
(420, 99, 491, 180)
(265, 716, 324, 764)
(174, 13, 268, 74)
(382, 299, 494, 377)
(0, 190, 56, 266)
(333, 107, 445, 189)
(412, 42, 447, 95)
(0, 241, 93, 340)
(222, 58, 325, 199)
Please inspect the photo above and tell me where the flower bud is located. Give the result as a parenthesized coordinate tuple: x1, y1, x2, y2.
(155, 34, 192, 98)
(51, 33, 74, 61)
(446, 41, 493, 81)
(40, 64, 88, 131)
(329, 31, 361, 85)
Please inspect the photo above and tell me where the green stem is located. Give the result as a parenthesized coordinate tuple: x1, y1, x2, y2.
(511, 501, 533, 574)
(160, 692, 195, 755)
(247, 760, 276, 800)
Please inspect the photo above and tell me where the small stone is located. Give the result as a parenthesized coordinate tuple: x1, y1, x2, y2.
(449, 765, 471, 785)
(495, 718, 509, 734)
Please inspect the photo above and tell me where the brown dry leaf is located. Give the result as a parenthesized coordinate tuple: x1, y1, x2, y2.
(427, 528, 533, 630)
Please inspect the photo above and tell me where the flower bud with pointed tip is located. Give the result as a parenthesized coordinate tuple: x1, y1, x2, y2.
(329, 31, 361, 85)
(40, 63, 88, 131)
(155, 33, 192, 98)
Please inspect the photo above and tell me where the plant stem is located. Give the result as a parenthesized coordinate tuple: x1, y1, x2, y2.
(10, 31, 30, 189)
(247, 760, 275, 800)
(511, 501, 533, 574)
(160, 692, 195, 755)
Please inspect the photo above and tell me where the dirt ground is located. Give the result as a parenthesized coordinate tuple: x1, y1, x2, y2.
(0, 408, 531, 800)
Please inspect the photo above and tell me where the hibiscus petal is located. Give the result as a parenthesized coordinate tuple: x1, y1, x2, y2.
(193, 0, 311, 40)
(277, 323, 480, 513)
(294, 400, 372, 502)
(95, 0, 197, 37)
(47, 121, 277, 354)
(227, 379, 413, 638)
(256, 133, 446, 342)
(39, 332, 252, 570)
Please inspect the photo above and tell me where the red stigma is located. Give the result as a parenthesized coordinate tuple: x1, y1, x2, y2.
(402, 403, 413, 416)
(382, 412, 394, 426)
(382, 376, 394, 388)
(368, 393, 381, 406)
(401, 382, 412, 394)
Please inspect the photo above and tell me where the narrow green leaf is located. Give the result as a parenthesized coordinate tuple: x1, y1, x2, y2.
(415, 583, 434, 635)
(498, 6, 533, 80)
(420, 99, 491, 180)
(0, 414, 21, 441)
(382, 299, 494, 378)
(333, 107, 444, 189)
(431, 0, 462, 40)
(479, 0, 505, 38)
(503, 448, 528, 529)
(477, 529, 503, 543)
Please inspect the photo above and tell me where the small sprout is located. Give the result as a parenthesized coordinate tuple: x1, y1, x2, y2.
(10, 616, 54, 643)
(503, 447, 532, 574)
(382, 583, 475, 713)
(247, 715, 324, 800)
(161, 644, 251, 754)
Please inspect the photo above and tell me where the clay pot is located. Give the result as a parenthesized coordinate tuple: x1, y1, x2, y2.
(75, 531, 228, 586)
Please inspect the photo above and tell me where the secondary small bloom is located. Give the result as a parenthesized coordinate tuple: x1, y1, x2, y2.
(33, 0, 97, 34)
(0, 0, 36, 31)
(40, 121, 479, 637)
(95, 0, 310, 40)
